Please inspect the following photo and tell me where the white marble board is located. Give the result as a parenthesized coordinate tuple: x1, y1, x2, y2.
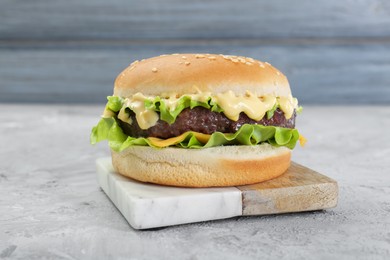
(96, 157, 338, 230)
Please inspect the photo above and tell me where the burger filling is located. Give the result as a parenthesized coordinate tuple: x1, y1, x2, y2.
(91, 91, 303, 151)
(119, 106, 295, 139)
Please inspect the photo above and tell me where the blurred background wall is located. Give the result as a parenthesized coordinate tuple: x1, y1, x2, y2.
(1, 0, 389, 105)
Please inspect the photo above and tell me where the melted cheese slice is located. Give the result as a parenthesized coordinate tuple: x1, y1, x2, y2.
(147, 132, 210, 147)
(299, 134, 307, 147)
(141, 132, 305, 148)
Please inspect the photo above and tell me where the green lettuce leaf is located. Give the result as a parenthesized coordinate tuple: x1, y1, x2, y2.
(266, 102, 279, 119)
(144, 96, 223, 124)
(107, 96, 124, 112)
(90, 118, 300, 152)
(90, 117, 115, 144)
(296, 106, 303, 114)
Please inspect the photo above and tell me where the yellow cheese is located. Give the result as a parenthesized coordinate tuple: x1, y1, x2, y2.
(299, 134, 307, 147)
(147, 132, 211, 147)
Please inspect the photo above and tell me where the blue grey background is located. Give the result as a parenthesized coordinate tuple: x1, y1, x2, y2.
(1, 0, 390, 105)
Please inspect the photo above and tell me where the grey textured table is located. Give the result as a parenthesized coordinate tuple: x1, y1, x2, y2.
(1, 104, 389, 259)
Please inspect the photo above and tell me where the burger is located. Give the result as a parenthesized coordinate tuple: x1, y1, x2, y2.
(91, 53, 304, 187)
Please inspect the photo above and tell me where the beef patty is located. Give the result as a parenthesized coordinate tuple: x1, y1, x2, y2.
(119, 107, 296, 139)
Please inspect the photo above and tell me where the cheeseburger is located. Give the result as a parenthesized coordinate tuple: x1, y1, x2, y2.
(91, 53, 304, 187)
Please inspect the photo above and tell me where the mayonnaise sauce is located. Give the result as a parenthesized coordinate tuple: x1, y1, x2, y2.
(126, 93, 159, 129)
(278, 96, 296, 119)
(214, 91, 277, 121)
(117, 106, 133, 125)
(115, 91, 298, 129)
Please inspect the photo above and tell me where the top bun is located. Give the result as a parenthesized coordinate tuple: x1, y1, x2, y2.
(114, 53, 291, 97)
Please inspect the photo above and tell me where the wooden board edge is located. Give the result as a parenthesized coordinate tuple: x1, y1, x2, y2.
(241, 181, 338, 216)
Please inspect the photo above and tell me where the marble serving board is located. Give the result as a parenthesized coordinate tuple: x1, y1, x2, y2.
(96, 158, 338, 230)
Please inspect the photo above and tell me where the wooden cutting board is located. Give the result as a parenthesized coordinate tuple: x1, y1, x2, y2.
(96, 158, 338, 229)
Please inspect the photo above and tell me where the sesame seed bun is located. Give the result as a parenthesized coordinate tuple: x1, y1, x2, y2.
(110, 53, 295, 187)
(111, 144, 291, 188)
(114, 53, 291, 97)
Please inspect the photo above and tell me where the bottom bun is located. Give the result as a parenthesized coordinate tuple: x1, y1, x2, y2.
(111, 143, 291, 187)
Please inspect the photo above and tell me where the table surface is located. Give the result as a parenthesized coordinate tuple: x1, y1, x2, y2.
(1, 104, 389, 259)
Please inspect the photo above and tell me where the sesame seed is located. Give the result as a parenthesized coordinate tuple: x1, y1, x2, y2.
(232, 59, 239, 63)
(185, 61, 191, 65)
(195, 54, 205, 58)
(246, 62, 253, 65)
(259, 62, 265, 68)
(208, 56, 216, 60)
(265, 62, 271, 66)
(152, 68, 158, 72)
(182, 56, 187, 59)
(172, 53, 179, 56)
(276, 71, 281, 75)
(247, 57, 255, 62)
